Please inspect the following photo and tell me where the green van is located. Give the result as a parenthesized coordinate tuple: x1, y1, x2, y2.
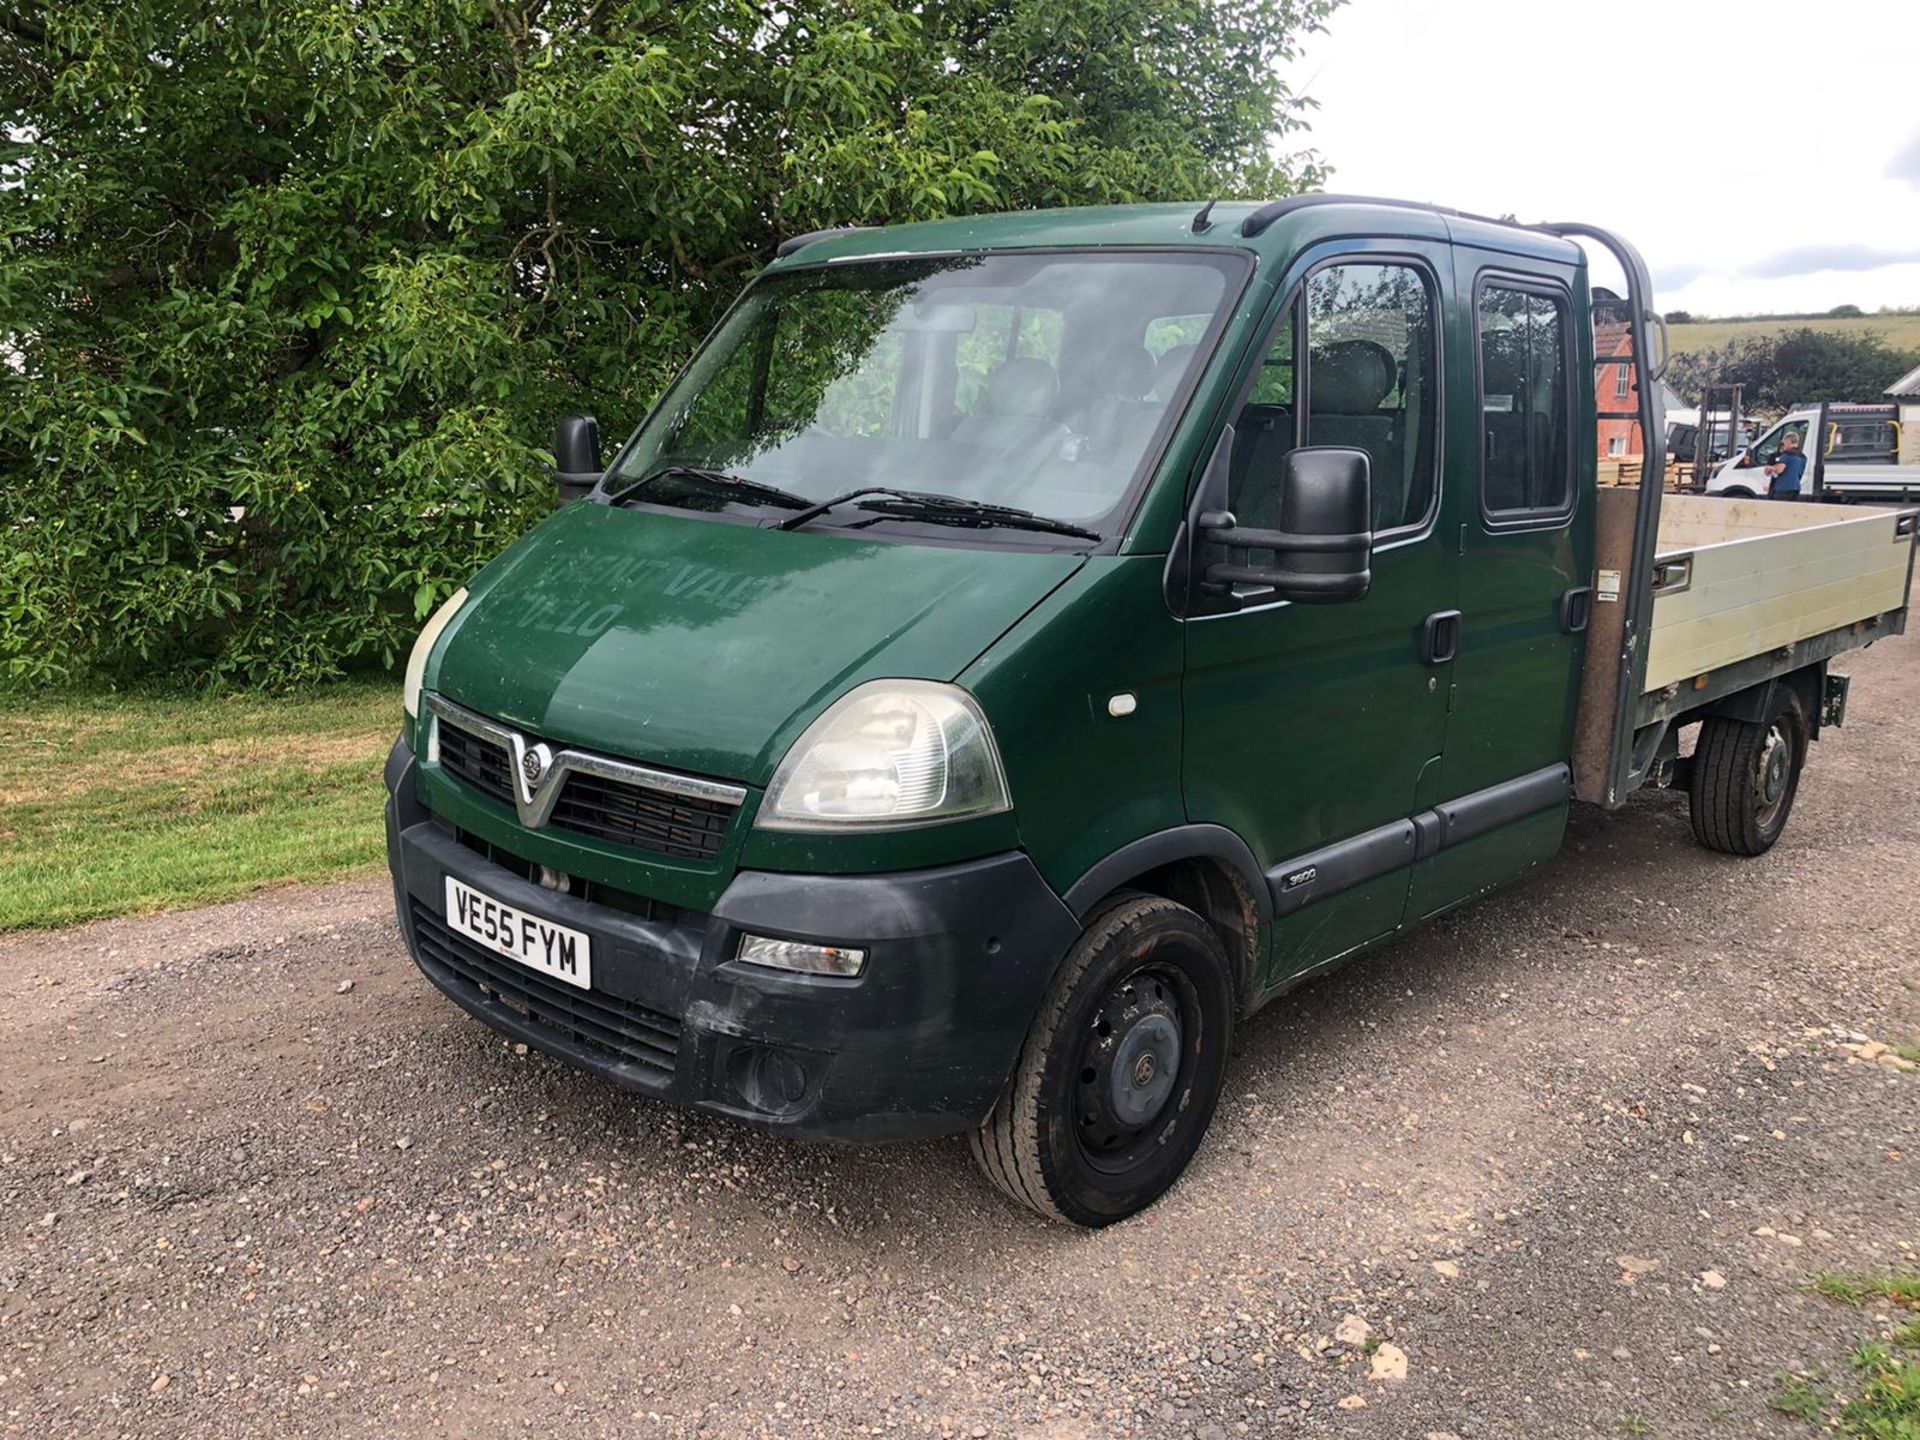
(386, 198, 1913, 1225)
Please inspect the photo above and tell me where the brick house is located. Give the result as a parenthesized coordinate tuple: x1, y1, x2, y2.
(1593, 319, 1640, 461)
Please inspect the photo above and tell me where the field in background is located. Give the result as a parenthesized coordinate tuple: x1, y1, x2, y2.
(1665, 314, 1920, 357)
(2, 683, 397, 931)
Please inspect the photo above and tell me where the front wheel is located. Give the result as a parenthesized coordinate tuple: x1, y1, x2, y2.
(1689, 695, 1807, 855)
(970, 893, 1234, 1226)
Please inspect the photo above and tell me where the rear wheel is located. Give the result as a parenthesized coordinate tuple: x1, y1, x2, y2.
(970, 893, 1234, 1226)
(1689, 694, 1807, 855)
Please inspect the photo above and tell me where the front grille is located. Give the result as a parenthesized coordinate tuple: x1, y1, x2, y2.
(438, 724, 514, 806)
(549, 772, 734, 860)
(433, 716, 734, 863)
(410, 902, 681, 1077)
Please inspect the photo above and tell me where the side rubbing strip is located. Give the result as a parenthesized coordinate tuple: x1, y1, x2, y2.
(1432, 764, 1571, 848)
(1266, 821, 1416, 917)
(1261, 764, 1572, 917)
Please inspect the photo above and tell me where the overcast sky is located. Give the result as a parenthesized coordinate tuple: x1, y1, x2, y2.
(1284, 0, 1920, 316)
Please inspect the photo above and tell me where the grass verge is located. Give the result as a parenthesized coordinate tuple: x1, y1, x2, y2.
(2, 683, 398, 932)
(1771, 1267, 1920, 1435)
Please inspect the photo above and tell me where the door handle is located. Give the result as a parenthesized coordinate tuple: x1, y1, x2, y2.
(1421, 610, 1462, 666)
(1560, 586, 1594, 634)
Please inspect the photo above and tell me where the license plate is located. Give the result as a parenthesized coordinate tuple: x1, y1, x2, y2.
(444, 876, 592, 990)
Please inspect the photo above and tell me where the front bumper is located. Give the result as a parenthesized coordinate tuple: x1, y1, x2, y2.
(384, 739, 1080, 1141)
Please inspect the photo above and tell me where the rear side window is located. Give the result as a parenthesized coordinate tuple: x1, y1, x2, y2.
(1477, 282, 1574, 519)
(1832, 417, 1895, 458)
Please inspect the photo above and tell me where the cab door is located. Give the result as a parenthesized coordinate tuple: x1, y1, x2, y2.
(1410, 256, 1591, 919)
(1181, 244, 1456, 989)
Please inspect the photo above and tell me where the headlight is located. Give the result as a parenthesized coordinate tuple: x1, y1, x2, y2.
(402, 586, 469, 720)
(758, 680, 1011, 830)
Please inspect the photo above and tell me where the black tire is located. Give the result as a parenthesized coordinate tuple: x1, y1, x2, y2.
(1689, 694, 1807, 855)
(969, 893, 1234, 1227)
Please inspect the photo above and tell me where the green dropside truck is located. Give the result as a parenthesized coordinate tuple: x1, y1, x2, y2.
(386, 197, 1918, 1226)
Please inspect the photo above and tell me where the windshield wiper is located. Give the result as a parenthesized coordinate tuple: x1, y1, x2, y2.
(604, 465, 811, 513)
(776, 487, 1102, 543)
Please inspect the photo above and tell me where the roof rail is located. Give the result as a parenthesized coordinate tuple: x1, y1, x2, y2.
(1239, 192, 1552, 239)
(775, 226, 869, 259)
(1240, 193, 1456, 238)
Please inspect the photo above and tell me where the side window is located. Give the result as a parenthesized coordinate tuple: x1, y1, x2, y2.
(1304, 263, 1439, 533)
(1230, 260, 1440, 536)
(1477, 283, 1574, 518)
(1226, 302, 1294, 528)
(1246, 311, 1294, 406)
(1831, 417, 1894, 458)
(955, 305, 1063, 415)
(1751, 419, 1808, 465)
(1145, 314, 1210, 359)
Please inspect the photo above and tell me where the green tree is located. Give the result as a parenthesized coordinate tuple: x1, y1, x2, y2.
(1668, 327, 1920, 416)
(1, 0, 1341, 688)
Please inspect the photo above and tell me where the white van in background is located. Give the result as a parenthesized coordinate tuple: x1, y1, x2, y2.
(1707, 402, 1920, 501)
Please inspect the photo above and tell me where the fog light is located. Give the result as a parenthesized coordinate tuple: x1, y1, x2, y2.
(737, 933, 866, 977)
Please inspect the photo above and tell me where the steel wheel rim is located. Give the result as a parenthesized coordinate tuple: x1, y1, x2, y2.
(1753, 721, 1793, 827)
(1071, 964, 1196, 1175)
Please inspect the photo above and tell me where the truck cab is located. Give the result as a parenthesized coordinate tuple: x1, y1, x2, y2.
(387, 199, 1915, 1226)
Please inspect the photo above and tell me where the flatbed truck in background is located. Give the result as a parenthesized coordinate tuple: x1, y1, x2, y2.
(1707, 402, 1920, 502)
(387, 197, 1919, 1226)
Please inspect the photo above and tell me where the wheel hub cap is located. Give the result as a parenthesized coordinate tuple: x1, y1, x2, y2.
(1099, 1004, 1181, 1130)
(1755, 723, 1792, 824)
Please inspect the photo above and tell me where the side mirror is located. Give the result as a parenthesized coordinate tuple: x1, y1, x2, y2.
(554, 414, 603, 505)
(1200, 445, 1373, 603)
(1735, 449, 1757, 469)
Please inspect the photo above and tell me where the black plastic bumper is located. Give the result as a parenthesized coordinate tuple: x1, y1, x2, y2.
(384, 738, 1080, 1141)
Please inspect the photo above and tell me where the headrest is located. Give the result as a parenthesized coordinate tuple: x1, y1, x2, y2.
(1151, 344, 1198, 400)
(980, 357, 1059, 418)
(1309, 339, 1395, 414)
(1107, 348, 1156, 401)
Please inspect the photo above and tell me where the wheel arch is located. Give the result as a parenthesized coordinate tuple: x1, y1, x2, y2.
(1697, 661, 1825, 740)
(1060, 826, 1267, 1013)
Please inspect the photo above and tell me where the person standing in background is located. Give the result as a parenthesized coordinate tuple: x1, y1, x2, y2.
(1767, 429, 1808, 499)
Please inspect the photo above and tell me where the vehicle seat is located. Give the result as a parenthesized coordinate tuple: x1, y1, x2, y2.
(1305, 339, 1401, 527)
(1150, 344, 1199, 401)
(1073, 348, 1161, 458)
(952, 357, 1070, 456)
(1482, 410, 1554, 510)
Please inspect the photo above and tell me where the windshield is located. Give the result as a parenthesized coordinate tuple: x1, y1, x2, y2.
(606, 250, 1246, 537)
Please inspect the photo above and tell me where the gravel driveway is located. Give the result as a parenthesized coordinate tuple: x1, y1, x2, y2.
(6, 636, 1918, 1440)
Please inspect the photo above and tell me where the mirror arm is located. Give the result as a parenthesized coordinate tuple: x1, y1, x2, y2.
(1204, 525, 1370, 555)
(1207, 566, 1369, 595)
